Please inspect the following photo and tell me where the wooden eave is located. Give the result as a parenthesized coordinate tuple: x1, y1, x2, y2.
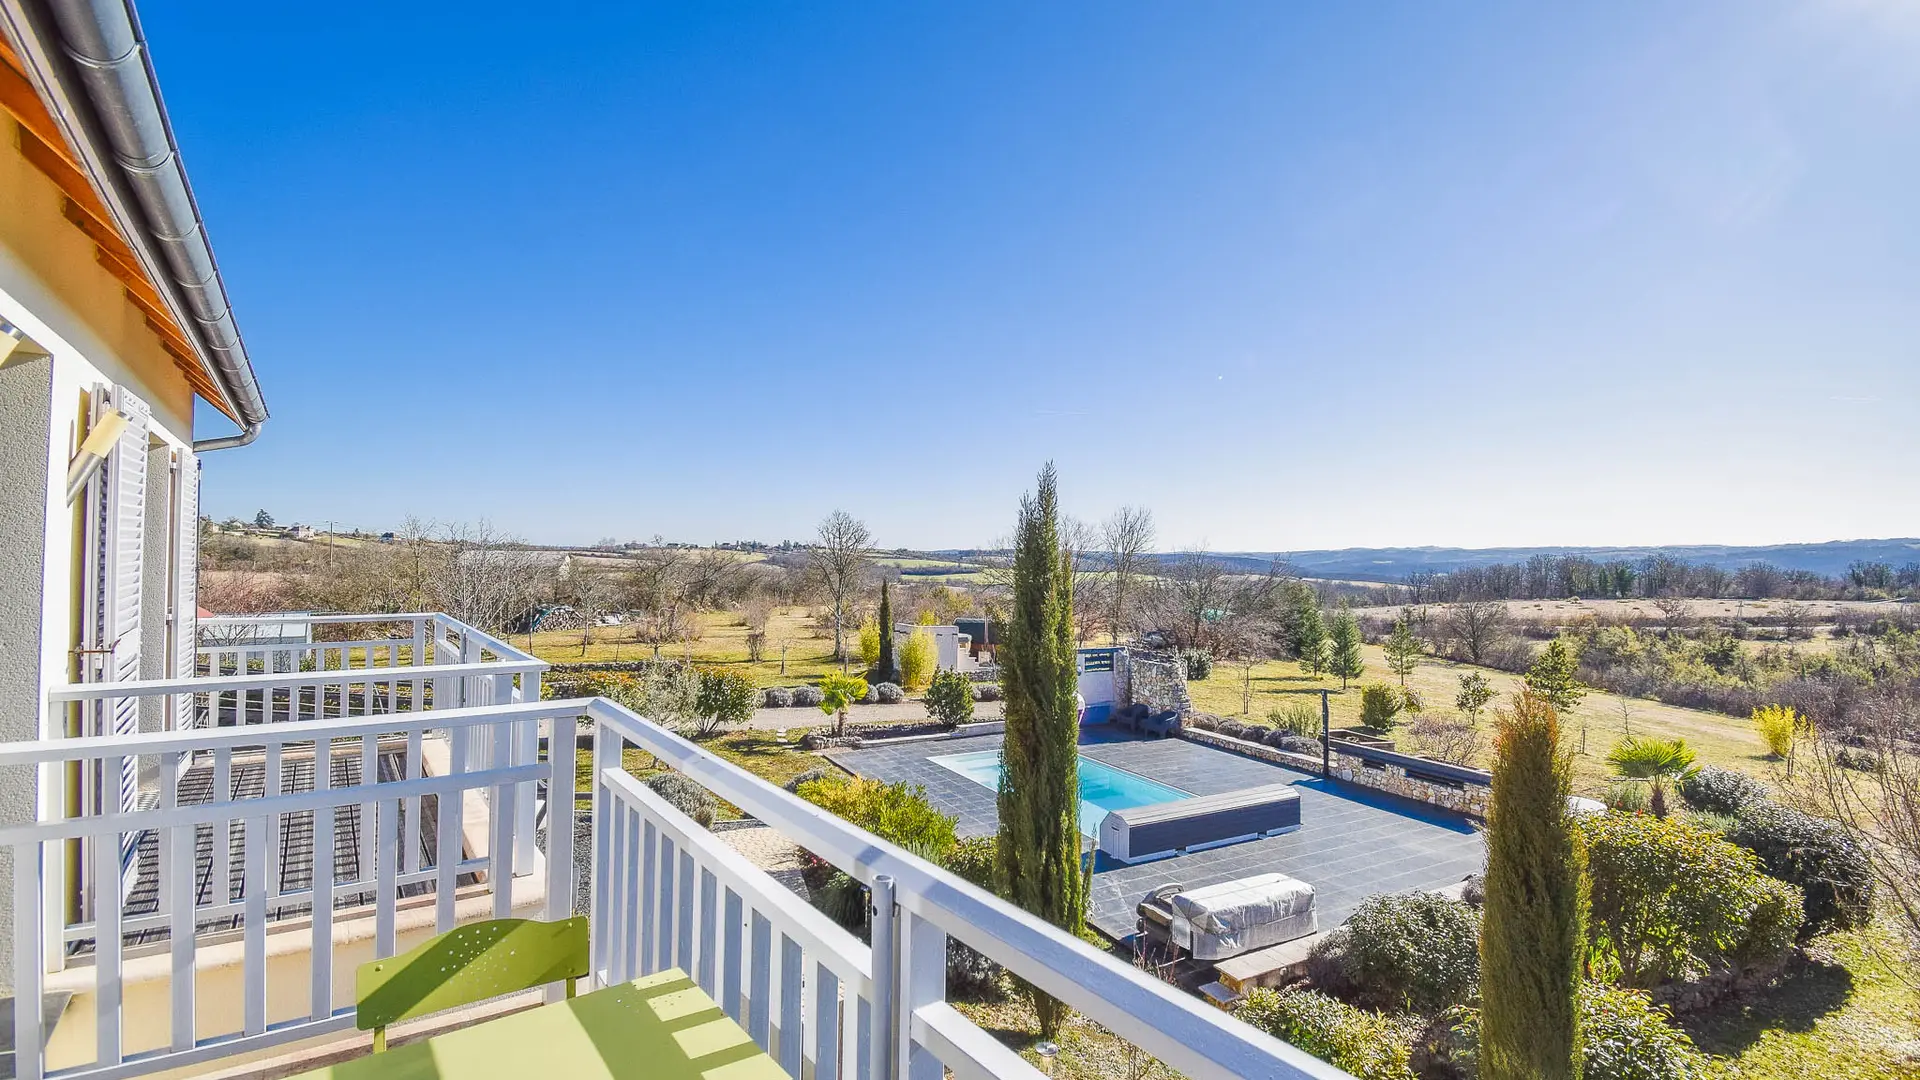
(0, 32, 239, 421)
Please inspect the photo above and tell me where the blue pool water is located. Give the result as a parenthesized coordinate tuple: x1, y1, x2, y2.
(932, 750, 1194, 837)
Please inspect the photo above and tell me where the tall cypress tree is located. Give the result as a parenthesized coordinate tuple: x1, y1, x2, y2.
(874, 579, 897, 684)
(995, 463, 1085, 1038)
(1481, 691, 1587, 1080)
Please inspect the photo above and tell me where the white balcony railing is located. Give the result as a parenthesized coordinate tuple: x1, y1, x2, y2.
(4, 685, 1350, 1080)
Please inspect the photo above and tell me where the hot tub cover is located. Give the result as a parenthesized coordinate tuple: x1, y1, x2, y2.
(1168, 872, 1317, 960)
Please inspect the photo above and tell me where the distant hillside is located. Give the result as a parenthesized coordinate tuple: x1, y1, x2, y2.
(1194, 539, 1920, 583)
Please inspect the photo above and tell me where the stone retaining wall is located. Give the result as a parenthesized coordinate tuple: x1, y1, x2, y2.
(1181, 728, 1490, 819)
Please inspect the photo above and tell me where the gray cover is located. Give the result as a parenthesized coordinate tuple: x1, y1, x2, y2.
(1169, 873, 1318, 960)
(1100, 784, 1301, 862)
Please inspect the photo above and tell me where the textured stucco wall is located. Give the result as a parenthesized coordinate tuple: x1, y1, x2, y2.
(0, 354, 55, 992)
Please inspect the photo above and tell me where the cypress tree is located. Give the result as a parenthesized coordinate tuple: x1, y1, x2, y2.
(1481, 691, 1587, 1080)
(995, 463, 1085, 1038)
(1327, 607, 1365, 689)
(874, 580, 897, 684)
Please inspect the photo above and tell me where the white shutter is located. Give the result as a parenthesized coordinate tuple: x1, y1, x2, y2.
(173, 450, 200, 728)
(82, 385, 149, 815)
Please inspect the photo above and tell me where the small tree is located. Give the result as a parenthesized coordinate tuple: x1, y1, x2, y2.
(1606, 736, 1697, 819)
(856, 620, 882, 669)
(1358, 683, 1404, 732)
(1480, 692, 1586, 1080)
(1524, 638, 1588, 712)
(1327, 607, 1365, 689)
(873, 580, 898, 683)
(1455, 672, 1495, 725)
(818, 672, 868, 737)
(1383, 610, 1425, 687)
(811, 510, 871, 668)
(253, 508, 275, 529)
(899, 629, 936, 691)
(1292, 595, 1328, 676)
(1751, 703, 1797, 759)
(691, 667, 758, 738)
(925, 668, 974, 729)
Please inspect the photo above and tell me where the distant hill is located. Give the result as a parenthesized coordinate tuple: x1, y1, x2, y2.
(1188, 540, 1920, 583)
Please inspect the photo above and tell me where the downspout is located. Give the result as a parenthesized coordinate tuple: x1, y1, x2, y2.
(192, 421, 259, 453)
(42, 0, 269, 429)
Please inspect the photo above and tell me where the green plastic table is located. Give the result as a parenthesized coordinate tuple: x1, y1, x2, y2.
(301, 969, 788, 1080)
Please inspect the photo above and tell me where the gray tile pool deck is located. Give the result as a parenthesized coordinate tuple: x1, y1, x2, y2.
(824, 731, 1485, 940)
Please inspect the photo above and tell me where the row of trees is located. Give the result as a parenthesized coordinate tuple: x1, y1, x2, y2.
(1396, 552, 1918, 605)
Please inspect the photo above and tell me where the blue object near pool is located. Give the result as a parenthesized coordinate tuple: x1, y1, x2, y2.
(931, 750, 1193, 837)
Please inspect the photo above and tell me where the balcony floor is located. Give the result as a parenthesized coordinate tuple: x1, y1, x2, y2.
(825, 730, 1486, 939)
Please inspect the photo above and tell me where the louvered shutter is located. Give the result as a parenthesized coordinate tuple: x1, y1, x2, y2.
(173, 450, 200, 727)
(82, 385, 149, 817)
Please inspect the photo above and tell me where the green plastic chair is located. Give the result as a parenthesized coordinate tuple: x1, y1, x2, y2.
(355, 916, 590, 1052)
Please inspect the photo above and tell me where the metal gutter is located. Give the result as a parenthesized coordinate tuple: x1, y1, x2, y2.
(5, 0, 267, 432)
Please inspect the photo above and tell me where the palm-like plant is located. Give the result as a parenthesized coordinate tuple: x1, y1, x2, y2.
(1605, 736, 1697, 818)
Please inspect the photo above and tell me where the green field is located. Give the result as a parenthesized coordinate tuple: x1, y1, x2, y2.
(1184, 642, 1773, 797)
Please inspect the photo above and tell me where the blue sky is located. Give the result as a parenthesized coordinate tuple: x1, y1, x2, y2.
(155, 2, 1919, 551)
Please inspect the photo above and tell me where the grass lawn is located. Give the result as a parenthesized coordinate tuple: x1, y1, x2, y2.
(527, 609, 854, 688)
(1184, 643, 1776, 796)
(955, 994, 1183, 1079)
(571, 728, 824, 812)
(1691, 919, 1920, 1078)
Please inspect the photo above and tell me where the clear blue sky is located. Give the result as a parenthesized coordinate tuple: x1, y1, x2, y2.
(156, 2, 1918, 551)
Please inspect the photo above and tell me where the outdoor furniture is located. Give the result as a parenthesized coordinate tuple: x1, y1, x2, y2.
(1107, 703, 1181, 738)
(301, 967, 783, 1079)
(1098, 783, 1302, 863)
(357, 917, 589, 1052)
(1136, 873, 1318, 962)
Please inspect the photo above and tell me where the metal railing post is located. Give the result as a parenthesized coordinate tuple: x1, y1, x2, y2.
(867, 874, 896, 1080)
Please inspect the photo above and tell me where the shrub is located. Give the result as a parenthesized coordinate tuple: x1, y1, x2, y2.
(1270, 699, 1321, 737)
(1602, 780, 1651, 814)
(1218, 720, 1251, 740)
(900, 630, 937, 691)
(1751, 703, 1798, 759)
(971, 682, 1002, 703)
(1236, 988, 1417, 1080)
(1579, 811, 1803, 986)
(1407, 713, 1483, 766)
(856, 620, 881, 668)
(645, 772, 716, 828)
(762, 686, 794, 709)
(1359, 683, 1405, 732)
(1185, 711, 1221, 732)
(791, 685, 824, 708)
(692, 667, 759, 737)
(1677, 766, 1768, 815)
(1577, 984, 1710, 1080)
(872, 681, 906, 705)
(795, 775, 958, 862)
(783, 766, 836, 794)
(1308, 892, 1479, 1012)
(1262, 726, 1293, 749)
(940, 836, 1006, 999)
(925, 669, 975, 728)
(1726, 801, 1875, 933)
(1428, 984, 1709, 1080)
(1181, 649, 1213, 681)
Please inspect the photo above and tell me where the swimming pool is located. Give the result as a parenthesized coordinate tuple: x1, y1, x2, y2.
(931, 749, 1194, 837)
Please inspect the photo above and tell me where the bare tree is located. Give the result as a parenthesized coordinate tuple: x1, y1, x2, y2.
(810, 511, 872, 667)
(1651, 594, 1694, 633)
(1782, 686, 1920, 962)
(1101, 506, 1156, 645)
(1404, 569, 1438, 605)
(565, 568, 619, 655)
(1148, 554, 1288, 657)
(1062, 515, 1106, 645)
(743, 594, 775, 664)
(1443, 601, 1511, 666)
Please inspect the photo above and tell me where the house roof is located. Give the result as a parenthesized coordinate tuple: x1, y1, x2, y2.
(0, 1, 266, 431)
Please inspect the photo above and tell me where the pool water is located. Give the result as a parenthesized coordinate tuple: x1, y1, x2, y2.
(932, 749, 1194, 837)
